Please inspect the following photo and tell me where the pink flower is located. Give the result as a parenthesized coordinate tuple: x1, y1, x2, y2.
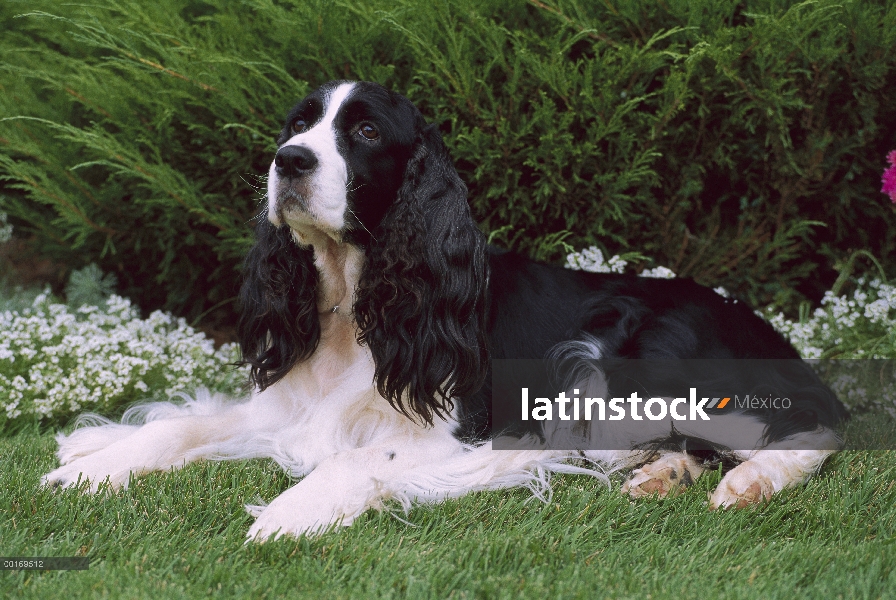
(883, 150, 896, 203)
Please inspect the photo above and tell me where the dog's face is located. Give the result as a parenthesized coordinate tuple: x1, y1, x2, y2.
(267, 81, 421, 246)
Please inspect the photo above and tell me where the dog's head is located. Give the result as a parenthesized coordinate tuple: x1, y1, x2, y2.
(240, 81, 489, 424)
(266, 81, 419, 245)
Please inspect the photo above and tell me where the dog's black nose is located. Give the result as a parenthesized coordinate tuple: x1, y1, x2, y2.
(275, 145, 318, 178)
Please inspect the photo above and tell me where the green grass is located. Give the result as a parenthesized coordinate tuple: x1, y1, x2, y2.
(2, 430, 894, 599)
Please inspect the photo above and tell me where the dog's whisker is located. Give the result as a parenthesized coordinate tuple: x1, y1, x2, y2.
(347, 208, 377, 243)
(240, 173, 268, 192)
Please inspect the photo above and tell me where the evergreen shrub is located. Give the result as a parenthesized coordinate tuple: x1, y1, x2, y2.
(1, 0, 894, 325)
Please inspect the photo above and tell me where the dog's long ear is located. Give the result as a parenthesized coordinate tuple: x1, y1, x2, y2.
(238, 221, 320, 391)
(354, 123, 489, 425)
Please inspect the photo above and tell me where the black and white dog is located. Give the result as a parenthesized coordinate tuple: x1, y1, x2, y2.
(43, 81, 847, 540)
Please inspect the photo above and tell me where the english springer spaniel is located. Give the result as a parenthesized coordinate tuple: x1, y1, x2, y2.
(43, 81, 847, 540)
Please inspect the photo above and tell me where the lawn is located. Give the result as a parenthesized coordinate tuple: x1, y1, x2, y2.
(2, 427, 895, 599)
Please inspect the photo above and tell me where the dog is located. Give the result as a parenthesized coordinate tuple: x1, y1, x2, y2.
(43, 81, 847, 540)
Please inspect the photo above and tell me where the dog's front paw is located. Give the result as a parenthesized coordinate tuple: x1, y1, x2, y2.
(246, 506, 335, 542)
(246, 500, 350, 542)
(245, 481, 374, 542)
(709, 460, 774, 510)
(41, 456, 129, 493)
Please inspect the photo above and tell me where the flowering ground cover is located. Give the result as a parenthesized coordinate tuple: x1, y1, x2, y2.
(0, 291, 244, 429)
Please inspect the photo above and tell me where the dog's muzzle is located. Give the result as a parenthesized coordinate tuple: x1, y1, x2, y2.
(272, 145, 318, 219)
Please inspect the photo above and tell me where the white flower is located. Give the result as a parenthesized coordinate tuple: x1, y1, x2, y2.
(0, 292, 246, 425)
(566, 247, 627, 273)
(641, 266, 676, 279)
(566, 246, 675, 278)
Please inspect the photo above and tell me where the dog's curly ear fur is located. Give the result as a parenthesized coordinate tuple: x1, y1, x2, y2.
(238, 221, 320, 391)
(354, 123, 489, 425)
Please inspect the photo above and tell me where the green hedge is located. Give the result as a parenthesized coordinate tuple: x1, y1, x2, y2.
(1, 0, 895, 325)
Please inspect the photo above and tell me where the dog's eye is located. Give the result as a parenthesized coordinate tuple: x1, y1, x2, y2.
(292, 119, 307, 134)
(359, 124, 379, 140)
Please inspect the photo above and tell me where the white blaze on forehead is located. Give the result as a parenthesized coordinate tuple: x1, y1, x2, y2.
(267, 82, 356, 238)
(284, 82, 355, 148)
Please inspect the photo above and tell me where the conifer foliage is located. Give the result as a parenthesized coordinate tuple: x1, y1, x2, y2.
(1, 0, 894, 323)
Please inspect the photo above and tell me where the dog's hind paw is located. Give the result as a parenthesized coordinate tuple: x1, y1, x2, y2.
(709, 461, 774, 510)
(622, 452, 705, 499)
